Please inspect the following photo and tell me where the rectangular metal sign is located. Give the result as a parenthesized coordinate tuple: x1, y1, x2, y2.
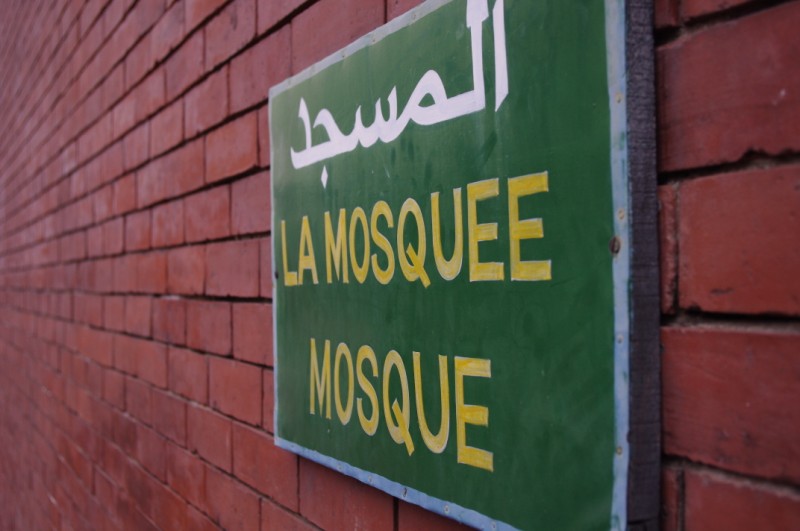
(270, 1, 634, 528)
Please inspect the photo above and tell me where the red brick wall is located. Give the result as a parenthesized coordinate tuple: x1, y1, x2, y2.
(0, 0, 796, 530)
(655, 0, 800, 528)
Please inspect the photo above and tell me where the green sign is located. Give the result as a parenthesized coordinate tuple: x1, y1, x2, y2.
(270, 0, 631, 528)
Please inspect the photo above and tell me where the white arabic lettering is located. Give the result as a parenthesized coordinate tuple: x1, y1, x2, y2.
(290, 0, 509, 173)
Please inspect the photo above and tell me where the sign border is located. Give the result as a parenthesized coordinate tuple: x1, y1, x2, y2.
(268, 1, 659, 528)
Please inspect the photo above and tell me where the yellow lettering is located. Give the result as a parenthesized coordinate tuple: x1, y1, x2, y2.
(356, 345, 379, 436)
(382, 350, 412, 447)
(309, 339, 331, 419)
(454, 356, 493, 471)
(298, 216, 319, 285)
(397, 198, 431, 287)
(467, 178, 504, 282)
(431, 189, 464, 281)
(508, 173, 551, 281)
(324, 209, 349, 284)
(334, 342, 354, 425)
(280, 220, 298, 287)
(370, 201, 395, 285)
(349, 207, 370, 284)
(413, 352, 450, 454)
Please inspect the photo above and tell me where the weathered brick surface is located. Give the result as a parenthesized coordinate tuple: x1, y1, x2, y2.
(658, 2, 800, 172)
(678, 166, 800, 315)
(299, 459, 395, 531)
(0, 1, 798, 530)
(658, 184, 678, 314)
(663, 326, 800, 482)
(291, 0, 385, 73)
(682, 0, 757, 20)
(655, 0, 679, 28)
(661, 466, 681, 531)
(685, 469, 800, 529)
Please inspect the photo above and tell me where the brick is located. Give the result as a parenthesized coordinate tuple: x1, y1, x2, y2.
(186, 0, 227, 31)
(678, 167, 800, 315)
(138, 140, 205, 207)
(168, 346, 208, 403)
(299, 459, 394, 531)
(658, 3, 800, 171)
(80, 0, 106, 36)
(103, 369, 126, 409)
(205, 0, 256, 69)
(682, 0, 757, 20)
(233, 423, 297, 507)
(205, 465, 260, 530)
(115, 333, 140, 375)
(136, 422, 167, 480)
(135, 69, 167, 122)
(123, 122, 150, 172)
(103, 0, 132, 37)
(151, 1, 185, 62)
(186, 300, 231, 355)
(135, 251, 168, 293)
(166, 138, 206, 198)
(188, 404, 232, 471)
(166, 30, 204, 100)
(103, 217, 125, 255)
(152, 199, 185, 248)
(291, 0, 383, 73)
(229, 27, 290, 113)
(209, 357, 261, 423)
(105, 296, 126, 331)
(113, 174, 138, 215)
(126, 376, 153, 424)
(138, 343, 168, 389)
(166, 443, 206, 508)
(655, 0, 679, 29)
(150, 99, 184, 157)
(260, 236, 273, 297)
(205, 112, 259, 183)
(150, 481, 188, 531)
(104, 61, 127, 108)
(76, 326, 113, 367)
(185, 66, 228, 138)
(126, 34, 155, 91)
(397, 501, 471, 531)
(387, 0, 424, 20)
(152, 297, 187, 344)
(185, 186, 231, 242)
(167, 245, 205, 294)
(685, 469, 800, 529)
(233, 303, 272, 365)
(662, 466, 681, 531)
(151, 389, 187, 445)
(125, 210, 151, 252)
(258, 104, 269, 166)
(74, 293, 103, 327)
(94, 470, 118, 515)
(205, 239, 260, 297)
(187, 505, 219, 531)
(124, 296, 152, 337)
(262, 498, 315, 531)
(79, 113, 113, 162)
(232, 171, 270, 234)
(257, 0, 304, 34)
(663, 326, 800, 483)
(94, 184, 114, 222)
(100, 143, 126, 187)
(60, 231, 87, 262)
